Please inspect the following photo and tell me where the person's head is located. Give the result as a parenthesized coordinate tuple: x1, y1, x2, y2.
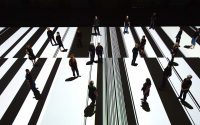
(187, 75, 192, 79)
(153, 12, 156, 16)
(25, 69, 30, 73)
(70, 53, 74, 58)
(98, 43, 100, 46)
(57, 32, 60, 35)
(89, 81, 94, 86)
(146, 78, 151, 84)
(126, 15, 129, 19)
(95, 16, 98, 19)
(174, 42, 179, 47)
(142, 35, 145, 39)
(47, 27, 50, 31)
(26, 44, 31, 48)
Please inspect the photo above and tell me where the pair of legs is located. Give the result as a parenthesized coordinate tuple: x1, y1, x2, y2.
(131, 53, 138, 66)
(141, 93, 149, 102)
(97, 54, 102, 62)
(49, 37, 57, 45)
(94, 26, 100, 35)
(179, 90, 189, 101)
(71, 67, 80, 77)
(190, 37, 196, 49)
(124, 26, 129, 33)
(90, 53, 95, 63)
(149, 21, 155, 29)
(89, 95, 96, 105)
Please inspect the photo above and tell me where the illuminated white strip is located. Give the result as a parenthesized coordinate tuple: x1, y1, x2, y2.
(13, 58, 56, 125)
(158, 58, 200, 124)
(5, 27, 39, 58)
(124, 58, 171, 125)
(135, 27, 157, 57)
(40, 27, 67, 58)
(0, 27, 5, 32)
(0, 58, 17, 79)
(0, 27, 30, 57)
(162, 27, 200, 58)
(146, 27, 171, 58)
(0, 60, 33, 119)
(37, 58, 91, 125)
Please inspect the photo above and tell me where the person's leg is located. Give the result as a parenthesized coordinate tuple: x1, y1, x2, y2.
(49, 38, 54, 45)
(131, 55, 136, 65)
(182, 90, 188, 101)
(71, 67, 75, 77)
(94, 27, 97, 35)
(97, 27, 100, 35)
(52, 37, 57, 44)
(179, 90, 183, 99)
(75, 67, 80, 76)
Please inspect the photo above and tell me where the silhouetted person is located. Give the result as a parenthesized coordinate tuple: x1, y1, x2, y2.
(88, 81, 97, 105)
(88, 43, 95, 63)
(171, 42, 179, 63)
(124, 15, 130, 34)
(47, 27, 57, 46)
(190, 28, 200, 49)
(178, 75, 192, 102)
(77, 29, 82, 47)
(131, 43, 139, 66)
(93, 16, 100, 35)
(176, 28, 182, 45)
(149, 12, 157, 30)
(160, 62, 172, 89)
(25, 69, 38, 92)
(69, 54, 80, 77)
(56, 32, 66, 51)
(141, 78, 151, 102)
(139, 35, 146, 56)
(26, 44, 36, 66)
(96, 43, 103, 63)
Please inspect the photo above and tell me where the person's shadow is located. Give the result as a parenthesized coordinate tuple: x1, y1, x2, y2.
(84, 103, 96, 117)
(181, 100, 193, 109)
(141, 101, 151, 112)
(86, 61, 93, 65)
(184, 45, 192, 49)
(65, 77, 78, 81)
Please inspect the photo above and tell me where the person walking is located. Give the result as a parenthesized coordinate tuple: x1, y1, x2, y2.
(93, 16, 101, 35)
(96, 43, 103, 63)
(47, 27, 57, 46)
(88, 81, 97, 105)
(139, 35, 146, 56)
(131, 43, 139, 66)
(149, 12, 157, 30)
(190, 28, 200, 49)
(141, 78, 151, 102)
(69, 54, 80, 77)
(88, 43, 95, 63)
(25, 69, 38, 92)
(56, 32, 66, 51)
(178, 75, 192, 102)
(26, 44, 36, 66)
(123, 15, 130, 34)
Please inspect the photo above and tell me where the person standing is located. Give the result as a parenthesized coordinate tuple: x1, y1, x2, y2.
(131, 43, 139, 66)
(47, 27, 57, 46)
(76, 29, 82, 47)
(93, 16, 101, 35)
(160, 62, 172, 89)
(178, 75, 192, 101)
(139, 35, 146, 56)
(141, 78, 151, 102)
(190, 28, 200, 49)
(176, 28, 182, 45)
(171, 42, 179, 63)
(96, 43, 103, 63)
(25, 69, 38, 92)
(56, 32, 66, 51)
(88, 43, 95, 63)
(26, 44, 36, 66)
(149, 12, 157, 30)
(123, 15, 130, 34)
(69, 54, 80, 77)
(88, 81, 97, 105)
